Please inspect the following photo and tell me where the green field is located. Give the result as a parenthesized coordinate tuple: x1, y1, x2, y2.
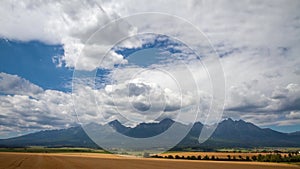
(0, 146, 109, 153)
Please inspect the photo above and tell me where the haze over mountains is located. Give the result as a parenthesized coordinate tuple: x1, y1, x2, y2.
(1, 118, 300, 150)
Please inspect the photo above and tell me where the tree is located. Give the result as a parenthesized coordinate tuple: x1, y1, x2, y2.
(167, 155, 174, 159)
(265, 154, 271, 162)
(270, 154, 281, 162)
(257, 154, 263, 161)
(203, 155, 209, 160)
(251, 155, 257, 161)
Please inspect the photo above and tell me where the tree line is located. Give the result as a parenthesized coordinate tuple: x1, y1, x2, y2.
(151, 153, 300, 162)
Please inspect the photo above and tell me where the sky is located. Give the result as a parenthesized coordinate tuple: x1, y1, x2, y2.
(0, 0, 300, 139)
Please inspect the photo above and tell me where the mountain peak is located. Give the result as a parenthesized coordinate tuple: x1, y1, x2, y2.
(108, 118, 174, 128)
(108, 119, 122, 126)
(221, 118, 248, 124)
(159, 118, 174, 124)
(224, 118, 234, 122)
(219, 118, 234, 125)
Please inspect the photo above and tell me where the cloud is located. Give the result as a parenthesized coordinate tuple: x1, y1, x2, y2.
(0, 0, 137, 71)
(220, 41, 300, 122)
(69, 43, 215, 125)
(0, 73, 76, 137)
(0, 67, 207, 136)
(224, 83, 300, 128)
(271, 84, 300, 112)
(0, 0, 104, 44)
(226, 84, 271, 112)
(76, 75, 201, 125)
(0, 72, 43, 96)
(99, 0, 300, 49)
(286, 111, 300, 119)
(0, 90, 76, 136)
(239, 111, 300, 127)
(2, 0, 299, 71)
(226, 83, 300, 113)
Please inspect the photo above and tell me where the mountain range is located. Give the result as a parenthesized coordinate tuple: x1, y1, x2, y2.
(1, 118, 300, 150)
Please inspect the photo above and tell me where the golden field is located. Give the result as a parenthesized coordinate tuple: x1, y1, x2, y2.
(0, 152, 299, 169)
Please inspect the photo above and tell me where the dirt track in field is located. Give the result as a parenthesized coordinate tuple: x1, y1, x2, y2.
(0, 152, 299, 169)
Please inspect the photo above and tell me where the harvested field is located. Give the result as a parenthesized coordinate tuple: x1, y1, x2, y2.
(0, 152, 299, 169)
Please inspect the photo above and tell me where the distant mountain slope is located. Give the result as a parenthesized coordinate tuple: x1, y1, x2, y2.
(0, 118, 299, 148)
(186, 119, 300, 148)
(289, 131, 300, 136)
(0, 126, 98, 148)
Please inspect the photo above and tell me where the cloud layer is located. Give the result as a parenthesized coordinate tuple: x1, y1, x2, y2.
(0, 73, 76, 138)
(0, 0, 300, 137)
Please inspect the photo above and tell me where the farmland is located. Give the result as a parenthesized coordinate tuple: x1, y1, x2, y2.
(0, 152, 299, 169)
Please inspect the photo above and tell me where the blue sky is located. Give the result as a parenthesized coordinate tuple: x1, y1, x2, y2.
(0, 0, 300, 139)
(0, 39, 72, 92)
